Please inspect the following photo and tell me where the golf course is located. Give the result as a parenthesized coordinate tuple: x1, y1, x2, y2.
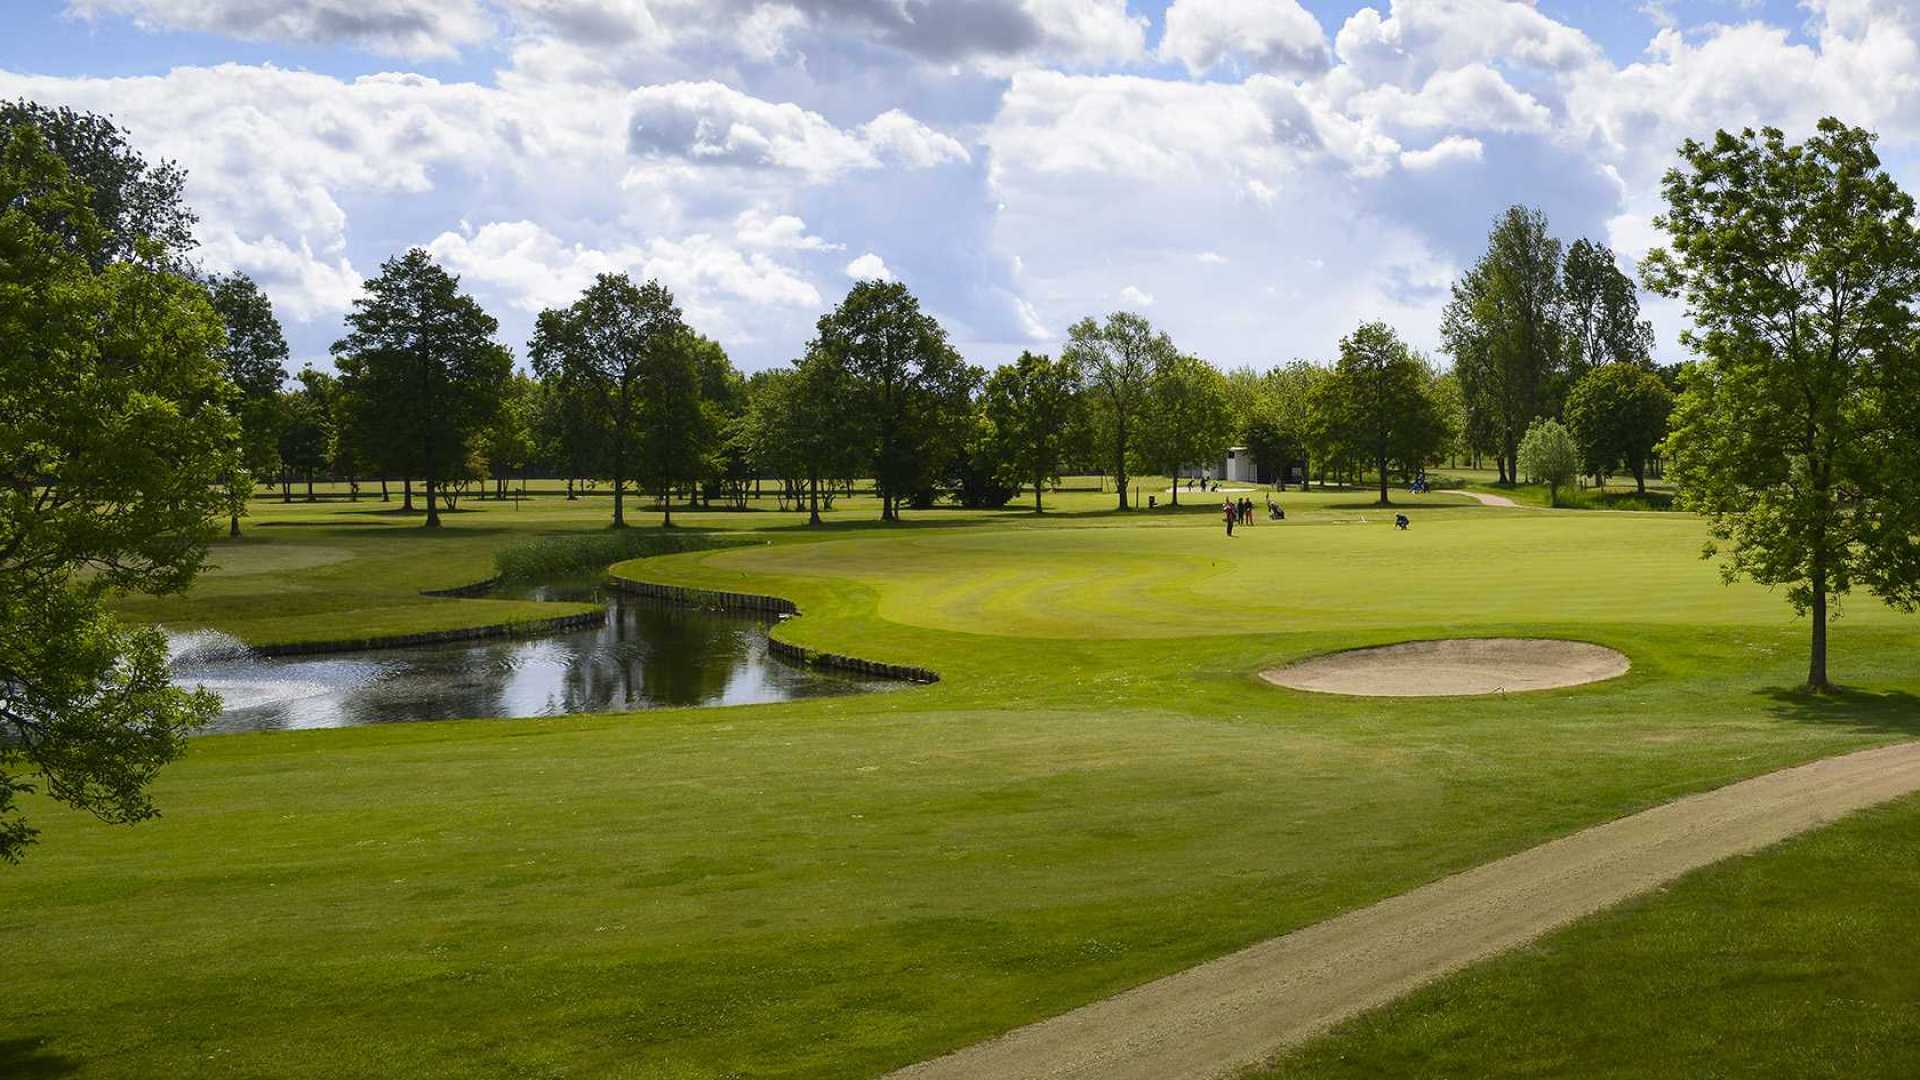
(5, 482, 1917, 1078)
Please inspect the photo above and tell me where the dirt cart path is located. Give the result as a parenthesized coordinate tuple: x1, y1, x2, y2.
(890, 742, 1920, 1080)
(1459, 490, 1522, 508)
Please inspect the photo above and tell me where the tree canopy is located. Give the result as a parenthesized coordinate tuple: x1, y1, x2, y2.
(1517, 417, 1579, 506)
(1064, 311, 1175, 510)
(1646, 119, 1920, 691)
(1564, 362, 1672, 493)
(334, 249, 511, 528)
(1, 119, 238, 863)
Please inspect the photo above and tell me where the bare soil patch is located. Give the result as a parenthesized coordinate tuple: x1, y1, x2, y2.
(1261, 638, 1629, 697)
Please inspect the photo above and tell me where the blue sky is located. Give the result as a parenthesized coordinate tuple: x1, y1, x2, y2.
(7, 0, 1916, 372)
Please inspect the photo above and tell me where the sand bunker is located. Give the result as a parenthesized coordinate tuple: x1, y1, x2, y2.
(1261, 637, 1628, 697)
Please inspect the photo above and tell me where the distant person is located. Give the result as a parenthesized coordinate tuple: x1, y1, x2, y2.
(1223, 499, 1236, 536)
(1395, 513, 1411, 530)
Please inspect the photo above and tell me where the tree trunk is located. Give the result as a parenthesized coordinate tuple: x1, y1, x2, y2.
(380, 476, 389, 502)
(402, 477, 413, 511)
(305, 470, 314, 501)
(612, 437, 626, 527)
(229, 511, 241, 538)
(1034, 472, 1044, 513)
(1809, 563, 1829, 692)
(661, 475, 673, 528)
(282, 469, 291, 503)
(808, 467, 822, 526)
(424, 477, 441, 527)
(1376, 447, 1390, 506)
(1633, 460, 1647, 495)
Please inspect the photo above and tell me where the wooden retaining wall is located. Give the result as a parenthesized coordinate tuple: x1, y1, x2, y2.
(605, 575, 939, 685)
(255, 610, 605, 657)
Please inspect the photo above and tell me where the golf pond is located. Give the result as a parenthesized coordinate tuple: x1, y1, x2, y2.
(167, 581, 896, 734)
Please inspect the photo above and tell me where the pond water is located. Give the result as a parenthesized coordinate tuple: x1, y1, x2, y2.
(168, 583, 895, 734)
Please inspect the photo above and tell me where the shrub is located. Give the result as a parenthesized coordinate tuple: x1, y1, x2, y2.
(494, 529, 736, 584)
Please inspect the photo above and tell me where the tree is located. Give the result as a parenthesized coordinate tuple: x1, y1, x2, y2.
(1, 120, 239, 863)
(482, 373, 538, 500)
(982, 351, 1081, 512)
(335, 249, 511, 528)
(788, 347, 865, 525)
(637, 327, 718, 528)
(1645, 119, 1920, 692)
(1443, 207, 1565, 482)
(1562, 239, 1655, 382)
(1137, 353, 1233, 506)
(1321, 322, 1449, 505)
(204, 271, 287, 535)
(278, 368, 335, 501)
(1065, 312, 1174, 510)
(530, 274, 687, 527)
(0, 99, 195, 269)
(812, 280, 972, 521)
(1517, 418, 1579, 506)
(1263, 360, 1327, 487)
(1564, 363, 1673, 493)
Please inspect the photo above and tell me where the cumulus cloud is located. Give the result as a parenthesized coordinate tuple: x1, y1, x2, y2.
(1398, 134, 1482, 170)
(66, 0, 495, 59)
(1158, 0, 1329, 79)
(845, 252, 894, 280)
(427, 220, 823, 338)
(628, 82, 966, 176)
(1118, 284, 1154, 306)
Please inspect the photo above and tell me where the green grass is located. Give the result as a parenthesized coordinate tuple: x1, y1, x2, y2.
(3, 481, 1917, 1078)
(1263, 789, 1920, 1078)
(1430, 466, 1678, 511)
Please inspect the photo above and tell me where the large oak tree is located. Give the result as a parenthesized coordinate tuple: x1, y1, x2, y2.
(334, 250, 511, 528)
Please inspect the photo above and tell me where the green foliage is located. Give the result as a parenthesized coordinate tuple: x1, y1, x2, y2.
(1562, 238, 1655, 381)
(1442, 206, 1565, 478)
(493, 528, 733, 585)
(1310, 322, 1450, 503)
(334, 249, 512, 527)
(204, 271, 288, 532)
(1137, 353, 1234, 505)
(983, 351, 1082, 511)
(0, 120, 234, 863)
(1064, 311, 1176, 509)
(1646, 118, 1920, 690)
(812, 279, 976, 520)
(1564, 362, 1673, 492)
(1517, 417, 1580, 505)
(0, 97, 195, 269)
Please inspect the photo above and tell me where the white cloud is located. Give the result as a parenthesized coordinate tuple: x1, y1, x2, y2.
(845, 252, 894, 280)
(1333, 0, 1604, 87)
(66, 0, 495, 59)
(733, 208, 840, 251)
(1158, 0, 1329, 78)
(628, 82, 966, 177)
(1398, 134, 1483, 170)
(427, 220, 823, 338)
(1118, 284, 1154, 306)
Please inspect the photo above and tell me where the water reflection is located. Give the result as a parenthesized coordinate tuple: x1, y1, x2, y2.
(170, 585, 893, 734)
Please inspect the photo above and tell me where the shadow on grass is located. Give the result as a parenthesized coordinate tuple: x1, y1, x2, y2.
(0, 1038, 80, 1079)
(1761, 686, 1920, 737)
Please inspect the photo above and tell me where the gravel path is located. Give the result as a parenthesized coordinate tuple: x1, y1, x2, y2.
(890, 741, 1920, 1080)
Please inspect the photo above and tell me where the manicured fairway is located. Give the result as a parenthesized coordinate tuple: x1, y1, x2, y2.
(3, 486, 1917, 1078)
(1262, 790, 1920, 1079)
